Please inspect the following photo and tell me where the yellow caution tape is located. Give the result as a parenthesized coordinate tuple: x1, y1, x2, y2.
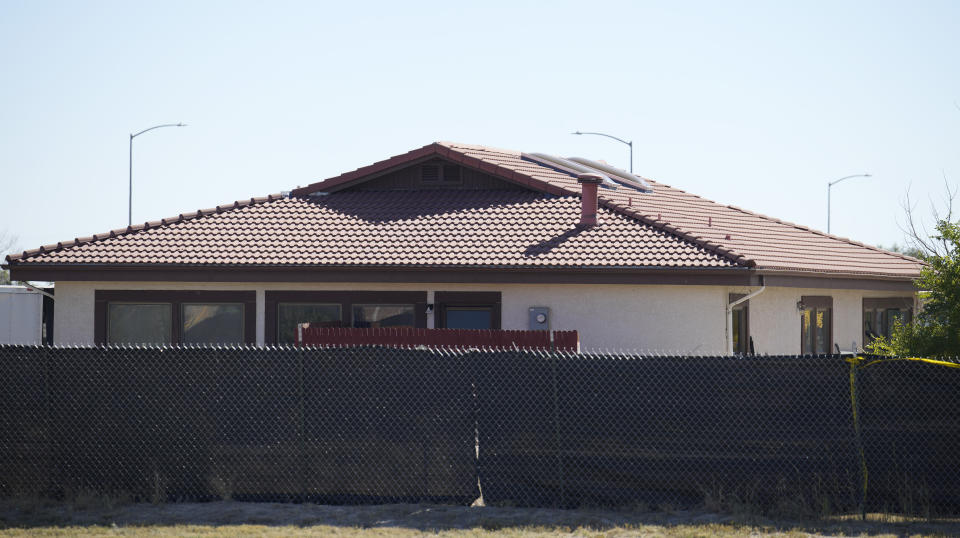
(846, 356, 960, 370)
(845, 355, 959, 517)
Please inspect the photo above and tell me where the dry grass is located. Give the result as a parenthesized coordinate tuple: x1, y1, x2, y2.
(1, 500, 959, 537)
(0, 523, 816, 537)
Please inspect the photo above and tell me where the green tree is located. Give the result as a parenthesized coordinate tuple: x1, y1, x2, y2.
(869, 220, 960, 357)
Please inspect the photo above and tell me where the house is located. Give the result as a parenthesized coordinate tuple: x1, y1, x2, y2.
(2, 142, 922, 353)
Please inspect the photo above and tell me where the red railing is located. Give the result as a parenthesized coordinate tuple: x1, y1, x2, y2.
(296, 326, 579, 352)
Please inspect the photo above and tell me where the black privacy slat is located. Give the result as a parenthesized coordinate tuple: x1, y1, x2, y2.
(0, 345, 957, 515)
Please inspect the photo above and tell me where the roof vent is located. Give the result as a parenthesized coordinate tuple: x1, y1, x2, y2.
(421, 164, 441, 182)
(421, 163, 462, 184)
(577, 173, 604, 228)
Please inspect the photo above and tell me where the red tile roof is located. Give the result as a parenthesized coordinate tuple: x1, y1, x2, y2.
(6, 141, 923, 279)
(298, 142, 922, 278)
(7, 191, 736, 268)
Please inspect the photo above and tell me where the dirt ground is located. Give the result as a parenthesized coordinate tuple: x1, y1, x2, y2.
(1, 500, 959, 537)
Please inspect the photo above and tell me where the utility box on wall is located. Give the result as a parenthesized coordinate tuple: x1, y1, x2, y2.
(528, 307, 550, 331)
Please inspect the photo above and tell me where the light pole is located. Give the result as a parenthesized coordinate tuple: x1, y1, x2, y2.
(572, 131, 633, 173)
(129, 123, 187, 226)
(827, 173, 871, 234)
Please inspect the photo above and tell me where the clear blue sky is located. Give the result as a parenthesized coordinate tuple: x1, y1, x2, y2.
(1, 0, 958, 258)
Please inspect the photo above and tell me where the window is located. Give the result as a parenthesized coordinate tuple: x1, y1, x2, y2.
(264, 291, 427, 343)
(863, 298, 913, 345)
(352, 304, 415, 328)
(277, 303, 341, 344)
(107, 303, 172, 344)
(181, 303, 244, 344)
(729, 293, 749, 355)
(95, 291, 255, 345)
(420, 162, 462, 184)
(436, 291, 501, 329)
(800, 296, 832, 354)
(445, 306, 494, 330)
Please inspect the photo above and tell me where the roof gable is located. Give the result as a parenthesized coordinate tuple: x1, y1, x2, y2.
(343, 156, 529, 192)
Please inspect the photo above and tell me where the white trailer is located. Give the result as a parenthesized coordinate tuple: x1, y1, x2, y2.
(0, 285, 44, 344)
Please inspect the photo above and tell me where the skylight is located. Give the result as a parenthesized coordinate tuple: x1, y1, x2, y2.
(520, 153, 652, 193)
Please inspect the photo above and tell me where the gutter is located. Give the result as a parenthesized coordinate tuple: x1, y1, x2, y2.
(21, 282, 55, 300)
(726, 283, 766, 355)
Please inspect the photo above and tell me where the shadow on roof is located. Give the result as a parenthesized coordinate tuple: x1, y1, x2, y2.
(304, 189, 557, 224)
(523, 226, 586, 258)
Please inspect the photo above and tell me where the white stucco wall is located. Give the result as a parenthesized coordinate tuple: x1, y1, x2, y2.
(52, 280, 914, 354)
(746, 286, 916, 355)
(54, 281, 728, 352)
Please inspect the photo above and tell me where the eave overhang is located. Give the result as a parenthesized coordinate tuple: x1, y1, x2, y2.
(7, 263, 918, 291)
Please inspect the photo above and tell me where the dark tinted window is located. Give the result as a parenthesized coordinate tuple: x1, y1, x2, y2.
(278, 303, 341, 343)
(107, 303, 171, 344)
(182, 303, 244, 344)
(445, 306, 493, 329)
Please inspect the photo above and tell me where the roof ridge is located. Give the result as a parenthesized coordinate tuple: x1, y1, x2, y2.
(5, 193, 284, 264)
(437, 140, 522, 155)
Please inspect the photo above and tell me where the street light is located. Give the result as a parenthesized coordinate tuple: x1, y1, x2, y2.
(827, 173, 871, 234)
(129, 123, 187, 226)
(572, 131, 633, 173)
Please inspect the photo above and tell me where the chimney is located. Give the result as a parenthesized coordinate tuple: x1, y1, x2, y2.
(577, 172, 604, 227)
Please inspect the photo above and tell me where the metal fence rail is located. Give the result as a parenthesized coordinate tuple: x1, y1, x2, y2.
(0, 345, 958, 515)
(296, 327, 580, 351)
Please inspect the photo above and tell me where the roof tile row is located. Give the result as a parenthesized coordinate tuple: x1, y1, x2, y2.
(10, 191, 736, 268)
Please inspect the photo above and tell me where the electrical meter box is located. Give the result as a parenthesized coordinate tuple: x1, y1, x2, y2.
(528, 307, 550, 331)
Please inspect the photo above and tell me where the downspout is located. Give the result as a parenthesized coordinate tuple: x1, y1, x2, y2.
(726, 285, 765, 355)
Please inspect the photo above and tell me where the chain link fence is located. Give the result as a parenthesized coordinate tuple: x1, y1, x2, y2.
(1, 345, 958, 516)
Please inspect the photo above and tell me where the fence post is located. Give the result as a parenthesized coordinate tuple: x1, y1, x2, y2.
(43, 346, 52, 497)
(470, 349, 482, 503)
(298, 346, 306, 501)
(849, 358, 868, 520)
(551, 349, 564, 508)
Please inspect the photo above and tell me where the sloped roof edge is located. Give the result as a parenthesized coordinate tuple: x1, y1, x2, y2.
(5, 194, 283, 265)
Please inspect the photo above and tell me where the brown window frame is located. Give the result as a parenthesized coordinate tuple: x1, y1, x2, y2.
(264, 290, 427, 343)
(94, 290, 256, 345)
(435, 291, 502, 329)
(800, 295, 833, 354)
(729, 293, 750, 355)
(862, 297, 913, 344)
